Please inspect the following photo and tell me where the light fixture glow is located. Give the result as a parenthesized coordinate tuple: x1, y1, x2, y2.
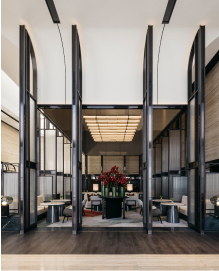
(84, 115, 141, 142)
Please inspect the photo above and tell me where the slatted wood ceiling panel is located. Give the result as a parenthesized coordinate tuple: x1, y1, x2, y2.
(205, 61, 219, 162)
(1, 122, 19, 163)
(126, 156, 139, 174)
(87, 156, 101, 174)
(103, 156, 124, 173)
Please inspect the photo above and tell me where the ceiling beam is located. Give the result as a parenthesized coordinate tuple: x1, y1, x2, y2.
(162, 0, 177, 24)
(45, 0, 60, 24)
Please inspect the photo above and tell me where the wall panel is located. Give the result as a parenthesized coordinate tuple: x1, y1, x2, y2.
(126, 156, 139, 174)
(87, 156, 101, 174)
(205, 62, 219, 162)
(103, 156, 124, 173)
(1, 122, 19, 163)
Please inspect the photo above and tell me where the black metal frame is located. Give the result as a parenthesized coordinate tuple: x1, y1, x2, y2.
(187, 26, 206, 234)
(19, 26, 38, 234)
(72, 25, 82, 234)
(143, 25, 153, 234)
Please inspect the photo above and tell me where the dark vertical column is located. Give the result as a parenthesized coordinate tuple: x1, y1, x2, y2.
(85, 155, 88, 191)
(72, 25, 78, 234)
(72, 25, 82, 234)
(139, 155, 143, 192)
(143, 25, 153, 234)
(198, 26, 205, 234)
(19, 26, 26, 234)
(146, 25, 153, 234)
(187, 26, 205, 233)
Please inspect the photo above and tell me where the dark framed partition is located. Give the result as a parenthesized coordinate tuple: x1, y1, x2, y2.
(143, 25, 153, 234)
(72, 25, 82, 234)
(187, 26, 206, 233)
(19, 26, 37, 233)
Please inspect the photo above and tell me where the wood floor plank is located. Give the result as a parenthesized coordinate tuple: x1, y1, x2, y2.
(1, 254, 219, 270)
(2, 231, 219, 255)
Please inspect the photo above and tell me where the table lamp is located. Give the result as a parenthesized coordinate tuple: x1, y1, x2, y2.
(210, 195, 219, 217)
(127, 184, 133, 195)
(93, 184, 99, 195)
(1, 196, 13, 217)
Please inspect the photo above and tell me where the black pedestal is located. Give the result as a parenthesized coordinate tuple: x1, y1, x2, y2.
(166, 205, 179, 223)
(215, 205, 219, 217)
(1, 205, 9, 217)
(46, 205, 59, 223)
(106, 198, 122, 219)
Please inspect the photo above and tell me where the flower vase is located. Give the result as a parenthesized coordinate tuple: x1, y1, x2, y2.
(105, 187, 109, 197)
(120, 186, 125, 197)
(101, 184, 105, 197)
(112, 187, 116, 197)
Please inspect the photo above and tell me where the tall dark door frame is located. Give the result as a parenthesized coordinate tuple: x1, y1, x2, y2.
(72, 25, 82, 234)
(187, 25, 206, 233)
(143, 25, 153, 234)
(19, 25, 38, 234)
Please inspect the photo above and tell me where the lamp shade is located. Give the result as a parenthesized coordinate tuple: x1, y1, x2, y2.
(127, 184, 133, 192)
(93, 184, 99, 192)
(1, 196, 13, 206)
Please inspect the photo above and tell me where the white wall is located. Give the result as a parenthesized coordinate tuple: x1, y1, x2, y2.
(1, 70, 19, 119)
(1, 0, 219, 106)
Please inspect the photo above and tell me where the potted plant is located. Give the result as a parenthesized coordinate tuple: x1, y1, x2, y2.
(60, 195, 63, 199)
(160, 195, 163, 200)
(170, 198, 174, 204)
(51, 197, 54, 202)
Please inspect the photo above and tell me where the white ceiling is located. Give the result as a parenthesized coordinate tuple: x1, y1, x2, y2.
(1, 0, 219, 107)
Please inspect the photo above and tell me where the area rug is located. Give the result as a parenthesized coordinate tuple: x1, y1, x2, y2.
(84, 210, 102, 217)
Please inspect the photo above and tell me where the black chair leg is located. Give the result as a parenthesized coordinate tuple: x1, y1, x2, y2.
(160, 216, 162, 224)
(62, 216, 65, 223)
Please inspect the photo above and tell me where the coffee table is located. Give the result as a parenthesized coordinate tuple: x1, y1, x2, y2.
(161, 202, 185, 223)
(40, 202, 65, 223)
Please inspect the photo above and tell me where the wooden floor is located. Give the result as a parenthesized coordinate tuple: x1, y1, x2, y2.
(1, 254, 219, 270)
(2, 229, 219, 254)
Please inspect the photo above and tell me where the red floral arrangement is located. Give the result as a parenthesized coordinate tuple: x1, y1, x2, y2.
(96, 165, 130, 188)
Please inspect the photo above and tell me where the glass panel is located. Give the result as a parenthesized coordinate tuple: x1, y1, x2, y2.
(155, 177, 161, 198)
(64, 177, 71, 199)
(3, 172, 19, 214)
(169, 130, 181, 171)
(40, 130, 44, 170)
(161, 137, 168, 172)
(30, 98, 35, 162)
(30, 169, 36, 225)
(57, 176, 63, 197)
(50, 123, 53, 129)
(172, 176, 187, 202)
(45, 130, 56, 170)
(57, 137, 63, 172)
(189, 169, 195, 225)
(64, 144, 71, 174)
(40, 114, 44, 129)
(206, 173, 219, 213)
(82, 153, 85, 175)
(37, 176, 53, 201)
(161, 177, 168, 199)
(181, 130, 185, 168)
(30, 56, 33, 95)
(152, 178, 155, 198)
(189, 98, 195, 163)
(155, 144, 161, 174)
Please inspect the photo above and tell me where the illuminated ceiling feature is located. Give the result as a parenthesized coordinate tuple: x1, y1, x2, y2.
(83, 116, 141, 142)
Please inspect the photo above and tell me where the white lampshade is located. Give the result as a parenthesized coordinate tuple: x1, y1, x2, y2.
(93, 184, 99, 192)
(127, 184, 133, 192)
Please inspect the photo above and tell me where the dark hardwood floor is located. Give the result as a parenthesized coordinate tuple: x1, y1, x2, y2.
(2, 229, 219, 254)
